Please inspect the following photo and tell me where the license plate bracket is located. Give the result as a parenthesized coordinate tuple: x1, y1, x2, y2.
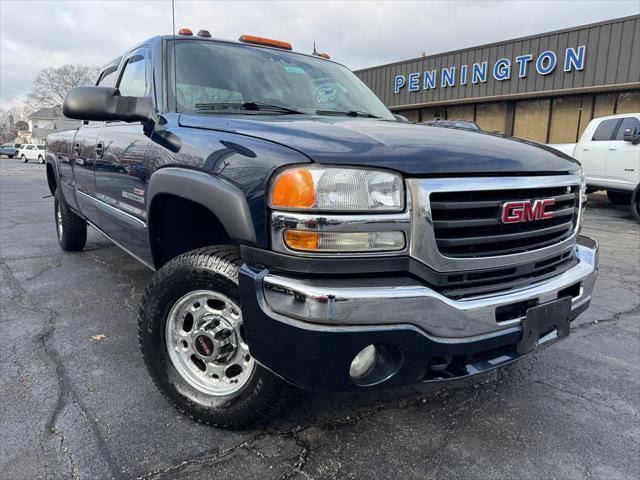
(517, 297, 572, 355)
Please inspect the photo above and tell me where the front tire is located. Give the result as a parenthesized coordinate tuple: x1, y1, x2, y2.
(54, 189, 87, 251)
(38, 155, 44, 164)
(138, 246, 288, 429)
(632, 187, 640, 224)
(21, 154, 27, 163)
(607, 190, 631, 205)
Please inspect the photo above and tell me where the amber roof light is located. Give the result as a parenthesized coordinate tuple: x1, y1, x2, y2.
(238, 34, 292, 50)
(178, 28, 193, 36)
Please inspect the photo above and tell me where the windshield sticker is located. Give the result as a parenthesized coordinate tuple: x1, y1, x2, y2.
(315, 85, 338, 104)
(284, 65, 305, 74)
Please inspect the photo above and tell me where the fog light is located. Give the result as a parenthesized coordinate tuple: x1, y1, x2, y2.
(349, 344, 377, 379)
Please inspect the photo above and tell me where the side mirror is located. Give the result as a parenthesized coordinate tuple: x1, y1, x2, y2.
(63, 86, 155, 124)
(622, 127, 640, 145)
(63, 86, 182, 152)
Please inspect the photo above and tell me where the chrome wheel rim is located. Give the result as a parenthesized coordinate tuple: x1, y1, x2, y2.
(55, 204, 63, 238)
(165, 290, 254, 396)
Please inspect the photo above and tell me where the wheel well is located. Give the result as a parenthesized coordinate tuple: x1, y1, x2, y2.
(46, 163, 57, 195)
(148, 194, 234, 268)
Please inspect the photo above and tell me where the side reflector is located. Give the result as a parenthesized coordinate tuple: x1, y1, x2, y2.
(178, 28, 193, 36)
(239, 34, 292, 50)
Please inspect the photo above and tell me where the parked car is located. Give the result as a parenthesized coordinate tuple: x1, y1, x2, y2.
(549, 113, 640, 222)
(0, 142, 22, 158)
(47, 30, 598, 428)
(18, 144, 46, 163)
(422, 119, 481, 131)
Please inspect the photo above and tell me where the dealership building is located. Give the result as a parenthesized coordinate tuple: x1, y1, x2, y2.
(355, 15, 640, 144)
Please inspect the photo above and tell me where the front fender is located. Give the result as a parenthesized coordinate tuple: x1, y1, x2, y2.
(147, 167, 257, 245)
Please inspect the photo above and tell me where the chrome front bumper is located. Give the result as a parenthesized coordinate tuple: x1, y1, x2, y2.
(262, 236, 598, 339)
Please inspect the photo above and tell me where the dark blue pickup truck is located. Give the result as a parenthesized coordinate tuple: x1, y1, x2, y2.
(46, 30, 599, 428)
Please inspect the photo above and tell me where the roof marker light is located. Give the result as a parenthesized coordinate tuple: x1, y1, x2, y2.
(197, 30, 212, 38)
(178, 28, 193, 36)
(239, 34, 292, 50)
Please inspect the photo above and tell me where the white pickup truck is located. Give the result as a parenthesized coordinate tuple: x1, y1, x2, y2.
(549, 113, 640, 222)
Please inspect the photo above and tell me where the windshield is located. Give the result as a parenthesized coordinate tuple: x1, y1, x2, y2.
(169, 39, 394, 120)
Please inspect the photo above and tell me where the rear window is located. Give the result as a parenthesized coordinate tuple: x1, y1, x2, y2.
(592, 119, 620, 141)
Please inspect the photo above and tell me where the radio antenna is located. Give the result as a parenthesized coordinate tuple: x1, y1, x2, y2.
(171, 0, 177, 112)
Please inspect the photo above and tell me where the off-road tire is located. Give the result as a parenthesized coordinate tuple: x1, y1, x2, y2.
(138, 246, 289, 429)
(607, 190, 631, 205)
(54, 189, 87, 251)
(21, 154, 27, 163)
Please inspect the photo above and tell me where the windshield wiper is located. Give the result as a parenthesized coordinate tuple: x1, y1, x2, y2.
(315, 109, 381, 119)
(194, 101, 304, 114)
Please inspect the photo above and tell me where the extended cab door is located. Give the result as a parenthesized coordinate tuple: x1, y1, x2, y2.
(72, 59, 122, 224)
(94, 47, 153, 264)
(579, 118, 621, 187)
(605, 116, 640, 190)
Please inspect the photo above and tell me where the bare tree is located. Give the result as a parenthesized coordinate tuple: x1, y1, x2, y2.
(26, 64, 99, 109)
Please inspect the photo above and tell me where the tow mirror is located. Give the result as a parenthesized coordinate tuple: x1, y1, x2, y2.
(64, 86, 155, 123)
(63, 86, 181, 152)
(622, 127, 640, 145)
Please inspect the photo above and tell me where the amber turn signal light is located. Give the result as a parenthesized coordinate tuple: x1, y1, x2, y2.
(284, 231, 319, 251)
(270, 168, 315, 209)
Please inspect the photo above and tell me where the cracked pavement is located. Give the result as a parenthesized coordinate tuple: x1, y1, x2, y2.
(1, 159, 638, 480)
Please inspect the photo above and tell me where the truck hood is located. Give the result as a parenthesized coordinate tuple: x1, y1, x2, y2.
(178, 114, 580, 175)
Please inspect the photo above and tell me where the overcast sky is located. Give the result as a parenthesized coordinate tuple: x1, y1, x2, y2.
(1, 0, 638, 109)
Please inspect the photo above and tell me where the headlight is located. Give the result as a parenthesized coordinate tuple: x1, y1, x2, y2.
(269, 166, 404, 212)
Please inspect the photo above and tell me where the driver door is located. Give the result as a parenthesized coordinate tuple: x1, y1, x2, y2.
(94, 47, 153, 264)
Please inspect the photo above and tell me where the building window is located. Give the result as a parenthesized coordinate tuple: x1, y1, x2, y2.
(593, 93, 617, 118)
(548, 96, 582, 144)
(513, 99, 550, 143)
(446, 104, 475, 121)
(396, 109, 419, 123)
(616, 92, 640, 114)
(475, 102, 506, 133)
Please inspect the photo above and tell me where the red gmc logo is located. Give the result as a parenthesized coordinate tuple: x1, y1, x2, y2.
(501, 199, 555, 224)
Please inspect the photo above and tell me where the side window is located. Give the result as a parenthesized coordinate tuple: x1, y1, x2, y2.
(591, 119, 620, 141)
(615, 117, 640, 140)
(117, 49, 149, 97)
(97, 65, 119, 88)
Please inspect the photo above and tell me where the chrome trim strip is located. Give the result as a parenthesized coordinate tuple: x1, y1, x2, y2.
(270, 190, 412, 257)
(408, 175, 582, 272)
(77, 190, 147, 228)
(262, 239, 598, 339)
(86, 220, 155, 271)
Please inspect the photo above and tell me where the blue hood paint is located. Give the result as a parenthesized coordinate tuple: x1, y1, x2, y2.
(178, 114, 579, 175)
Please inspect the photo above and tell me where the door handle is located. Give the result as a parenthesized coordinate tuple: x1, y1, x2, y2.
(608, 147, 617, 151)
(73, 143, 81, 155)
(582, 147, 591, 151)
(95, 141, 104, 158)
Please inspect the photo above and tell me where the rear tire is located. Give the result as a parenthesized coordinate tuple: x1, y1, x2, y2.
(21, 154, 27, 163)
(138, 246, 289, 429)
(607, 190, 631, 205)
(8, 154, 13, 159)
(54, 189, 87, 251)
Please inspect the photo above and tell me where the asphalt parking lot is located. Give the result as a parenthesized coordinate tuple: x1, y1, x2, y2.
(1, 158, 639, 480)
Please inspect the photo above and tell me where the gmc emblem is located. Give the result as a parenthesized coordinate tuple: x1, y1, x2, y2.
(501, 199, 555, 224)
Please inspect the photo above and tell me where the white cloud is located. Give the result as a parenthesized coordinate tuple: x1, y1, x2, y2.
(1, 0, 638, 109)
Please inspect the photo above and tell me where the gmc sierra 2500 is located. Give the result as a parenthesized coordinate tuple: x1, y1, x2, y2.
(46, 30, 599, 428)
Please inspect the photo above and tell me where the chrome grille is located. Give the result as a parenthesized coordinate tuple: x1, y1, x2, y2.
(430, 185, 579, 257)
